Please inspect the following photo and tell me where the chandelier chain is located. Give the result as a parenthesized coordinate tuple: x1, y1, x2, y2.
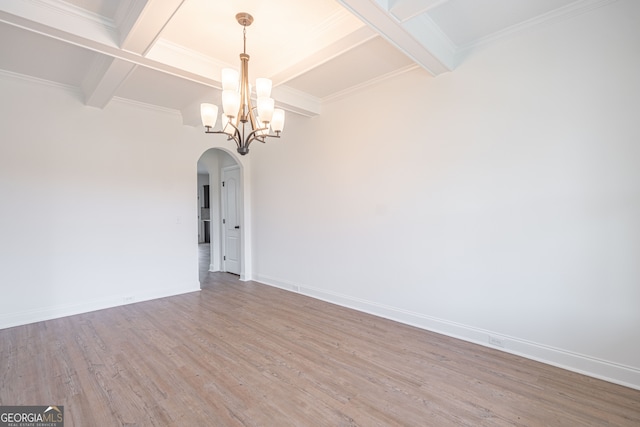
(243, 25, 247, 55)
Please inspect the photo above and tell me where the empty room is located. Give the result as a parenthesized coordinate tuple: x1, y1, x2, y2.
(1, 0, 639, 425)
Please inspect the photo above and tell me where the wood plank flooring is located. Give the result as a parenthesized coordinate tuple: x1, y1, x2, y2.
(1, 272, 639, 426)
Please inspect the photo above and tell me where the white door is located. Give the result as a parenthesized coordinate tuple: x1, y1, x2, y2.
(221, 167, 241, 275)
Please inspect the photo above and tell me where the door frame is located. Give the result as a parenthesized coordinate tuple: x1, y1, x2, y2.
(197, 148, 250, 281)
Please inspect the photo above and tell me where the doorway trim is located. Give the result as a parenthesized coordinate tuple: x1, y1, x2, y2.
(196, 147, 251, 281)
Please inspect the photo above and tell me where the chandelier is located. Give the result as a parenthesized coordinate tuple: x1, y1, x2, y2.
(200, 13, 285, 156)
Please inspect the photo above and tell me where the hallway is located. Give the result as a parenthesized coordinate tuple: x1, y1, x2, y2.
(198, 243, 210, 283)
(199, 243, 239, 287)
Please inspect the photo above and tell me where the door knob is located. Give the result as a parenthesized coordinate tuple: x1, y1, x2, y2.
(234, 225, 240, 229)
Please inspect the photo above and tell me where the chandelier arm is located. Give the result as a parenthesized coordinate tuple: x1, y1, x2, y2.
(244, 128, 266, 148)
(202, 12, 283, 156)
(246, 129, 282, 145)
(204, 129, 240, 143)
(204, 124, 242, 148)
(227, 121, 242, 149)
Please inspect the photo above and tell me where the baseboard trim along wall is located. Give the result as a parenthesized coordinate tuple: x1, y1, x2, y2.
(0, 283, 201, 330)
(253, 274, 640, 391)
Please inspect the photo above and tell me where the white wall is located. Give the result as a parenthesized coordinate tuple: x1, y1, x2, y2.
(250, 0, 640, 388)
(0, 72, 244, 327)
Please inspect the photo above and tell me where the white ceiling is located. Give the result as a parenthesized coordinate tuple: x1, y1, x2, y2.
(0, 0, 616, 124)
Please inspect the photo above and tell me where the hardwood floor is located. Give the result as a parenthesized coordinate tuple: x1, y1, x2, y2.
(1, 256, 639, 425)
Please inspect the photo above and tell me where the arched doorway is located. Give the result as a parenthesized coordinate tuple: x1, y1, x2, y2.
(196, 148, 244, 285)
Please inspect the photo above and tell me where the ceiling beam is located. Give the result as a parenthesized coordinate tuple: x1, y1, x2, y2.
(116, 0, 185, 56)
(82, 56, 137, 109)
(0, 7, 216, 100)
(272, 86, 322, 118)
(388, 0, 450, 22)
(270, 26, 376, 87)
(0, 1, 320, 117)
(80, 0, 186, 108)
(337, 0, 454, 75)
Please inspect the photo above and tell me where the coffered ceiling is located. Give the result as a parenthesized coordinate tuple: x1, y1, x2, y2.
(0, 0, 616, 125)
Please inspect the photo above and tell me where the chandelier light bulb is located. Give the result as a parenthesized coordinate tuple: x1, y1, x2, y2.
(222, 90, 240, 118)
(271, 108, 285, 133)
(200, 103, 218, 128)
(257, 97, 274, 123)
(221, 68, 239, 92)
(256, 78, 272, 98)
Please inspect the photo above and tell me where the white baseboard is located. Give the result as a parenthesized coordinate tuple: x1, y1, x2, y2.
(253, 274, 640, 391)
(0, 283, 201, 330)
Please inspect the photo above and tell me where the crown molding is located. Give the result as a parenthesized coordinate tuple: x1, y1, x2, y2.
(456, 0, 619, 53)
(0, 68, 187, 120)
(322, 63, 420, 104)
(1, 0, 118, 46)
(28, 0, 115, 29)
(388, 0, 450, 22)
(0, 68, 80, 93)
(146, 38, 229, 86)
(111, 96, 182, 118)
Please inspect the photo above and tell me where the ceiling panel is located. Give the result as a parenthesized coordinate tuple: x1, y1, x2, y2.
(157, 0, 365, 78)
(114, 66, 212, 110)
(426, 0, 578, 47)
(285, 36, 416, 99)
(0, 23, 98, 87)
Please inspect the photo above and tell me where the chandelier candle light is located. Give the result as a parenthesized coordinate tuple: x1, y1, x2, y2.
(200, 13, 285, 155)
